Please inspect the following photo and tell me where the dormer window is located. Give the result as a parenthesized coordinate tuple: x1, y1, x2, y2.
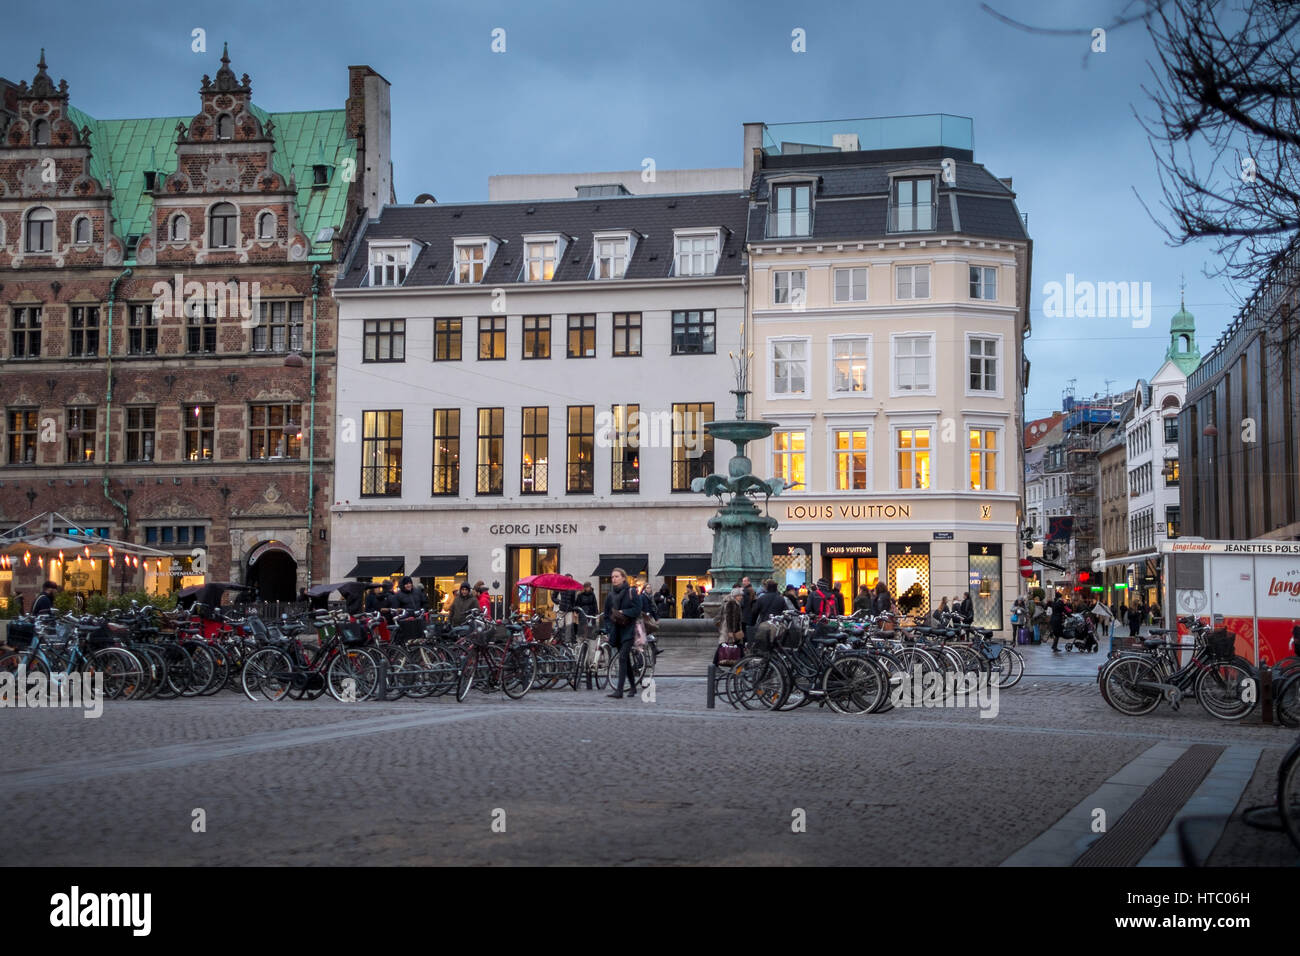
(216, 114, 233, 140)
(313, 165, 329, 187)
(454, 238, 496, 284)
(673, 229, 720, 277)
(143, 170, 157, 192)
(769, 182, 812, 237)
(32, 119, 49, 146)
(889, 176, 935, 232)
(369, 241, 414, 287)
(522, 235, 562, 281)
(593, 231, 635, 279)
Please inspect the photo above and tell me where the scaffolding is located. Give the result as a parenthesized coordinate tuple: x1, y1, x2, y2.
(1048, 384, 1127, 575)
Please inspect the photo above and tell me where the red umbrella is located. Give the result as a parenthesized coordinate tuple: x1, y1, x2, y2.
(517, 573, 584, 591)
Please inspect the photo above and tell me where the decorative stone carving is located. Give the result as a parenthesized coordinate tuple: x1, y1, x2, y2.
(204, 158, 240, 192)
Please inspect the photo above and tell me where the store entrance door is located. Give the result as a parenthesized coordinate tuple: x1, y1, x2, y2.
(824, 557, 879, 614)
(508, 546, 559, 618)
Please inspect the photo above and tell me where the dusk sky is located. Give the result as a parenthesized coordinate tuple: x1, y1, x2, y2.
(3, 0, 1252, 420)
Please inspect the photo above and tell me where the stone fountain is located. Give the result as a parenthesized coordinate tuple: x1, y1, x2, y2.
(692, 353, 785, 614)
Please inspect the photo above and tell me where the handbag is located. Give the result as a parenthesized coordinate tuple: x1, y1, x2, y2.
(717, 643, 743, 664)
(643, 615, 659, 635)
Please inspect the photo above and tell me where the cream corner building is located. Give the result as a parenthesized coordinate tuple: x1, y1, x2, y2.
(744, 116, 1032, 630)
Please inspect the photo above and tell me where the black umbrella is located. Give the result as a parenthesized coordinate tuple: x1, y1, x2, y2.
(307, 581, 366, 599)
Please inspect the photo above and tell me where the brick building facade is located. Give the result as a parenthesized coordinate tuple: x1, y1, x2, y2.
(0, 49, 392, 604)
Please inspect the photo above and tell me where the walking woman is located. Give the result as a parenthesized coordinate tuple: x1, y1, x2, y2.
(602, 567, 642, 699)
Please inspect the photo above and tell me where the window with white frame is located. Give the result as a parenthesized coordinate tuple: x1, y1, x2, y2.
(773, 270, 806, 306)
(970, 265, 997, 300)
(834, 267, 867, 302)
(25, 207, 54, 253)
(831, 337, 870, 394)
(524, 240, 557, 281)
(370, 244, 410, 286)
(892, 334, 933, 393)
(895, 264, 930, 299)
(595, 236, 628, 279)
(73, 217, 91, 244)
(832, 428, 870, 490)
(772, 430, 806, 491)
(895, 426, 932, 490)
(967, 335, 999, 393)
(455, 241, 488, 284)
(256, 211, 275, 240)
(968, 427, 998, 491)
(771, 339, 808, 396)
(674, 231, 718, 276)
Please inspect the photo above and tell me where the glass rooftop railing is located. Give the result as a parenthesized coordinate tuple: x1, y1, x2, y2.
(762, 114, 974, 156)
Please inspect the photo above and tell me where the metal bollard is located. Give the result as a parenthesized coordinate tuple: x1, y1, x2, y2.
(706, 663, 716, 709)
(375, 658, 386, 701)
(1261, 667, 1274, 725)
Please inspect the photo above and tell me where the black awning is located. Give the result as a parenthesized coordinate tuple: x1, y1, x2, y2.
(411, 555, 468, 577)
(658, 554, 712, 577)
(592, 554, 648, 576)
(345, 556, 404, 578)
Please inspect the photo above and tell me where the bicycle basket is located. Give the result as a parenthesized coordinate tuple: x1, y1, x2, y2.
(1206, 628, 1235, 661)
(779, 624, 807, 650)
(489, 623, 510, 644)
(394, 618, 424, 645)
(339, 622, 368, 647)
(7, 620, 35, 647)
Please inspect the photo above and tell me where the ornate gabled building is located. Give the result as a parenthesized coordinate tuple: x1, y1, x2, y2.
(0, 48, 392, 606)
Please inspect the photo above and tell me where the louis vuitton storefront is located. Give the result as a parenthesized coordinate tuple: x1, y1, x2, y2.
(771, 496, 1018, 631)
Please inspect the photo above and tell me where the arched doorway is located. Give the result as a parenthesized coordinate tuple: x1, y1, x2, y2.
(246, 540, 298, 601)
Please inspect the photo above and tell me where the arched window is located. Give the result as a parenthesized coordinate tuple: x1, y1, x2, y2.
(208, 202, 237, 248)
(1179, 334, 1190, 352)
(32, 119, 49, 146)
(215, 114, 233, 140)
(25, 206, 54, 253)
(256, 211, 274, 240)
(170, 215, 189, 241)
(73, 217, 91, 244)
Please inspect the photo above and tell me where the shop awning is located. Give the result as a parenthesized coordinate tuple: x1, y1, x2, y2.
(658, 554, 712, 577)
(411, 555, 468, 577)
(345, 556, 404, 578)
(592, 554, 648, 576)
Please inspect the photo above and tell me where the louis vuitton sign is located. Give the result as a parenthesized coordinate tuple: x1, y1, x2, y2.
(784, 503, 912, 521)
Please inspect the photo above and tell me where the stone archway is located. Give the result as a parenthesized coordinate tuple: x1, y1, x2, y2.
(245, 539, 297, 601)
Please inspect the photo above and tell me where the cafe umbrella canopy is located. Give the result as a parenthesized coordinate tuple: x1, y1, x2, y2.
(0, 512, 171, 585)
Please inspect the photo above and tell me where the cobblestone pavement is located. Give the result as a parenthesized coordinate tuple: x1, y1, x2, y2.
(2, 674, 1294, 866)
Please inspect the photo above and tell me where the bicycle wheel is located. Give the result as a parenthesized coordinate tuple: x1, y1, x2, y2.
(731, 655, 787, 711)
(594, 644, 612, 690)
(198, 644, 229, 696)
(242, 648, 294, 702)
(0, 650, 49, 682)
(133, 645, 167, 700)
(501, 647, 536, 699)
(569, 641, 587, 690)
(1276, 671, 1300, 728)
(1101, 657, 1162, 716)
(456, 647, 478, 702)
(1195, 660, 1258, 721)
(179, 641, 217, 697)
(991, 646, 1024, 689)
(91, 648, 145, 700)
(1278, 741, 1300, 853)
(822, 654, 887, 716)
(328, 648, 379, 702)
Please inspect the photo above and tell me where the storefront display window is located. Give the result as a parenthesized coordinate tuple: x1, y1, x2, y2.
(510, 546, 559, 618)
(967, 543, 1003, 630)
(886, 542, 931, 620)
(772, 543, 812, 592)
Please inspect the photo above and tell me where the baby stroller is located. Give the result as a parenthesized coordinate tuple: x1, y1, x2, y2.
(1063, 612, 1098, 652)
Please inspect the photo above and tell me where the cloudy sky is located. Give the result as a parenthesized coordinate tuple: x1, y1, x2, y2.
(4, 0, 1254, 419)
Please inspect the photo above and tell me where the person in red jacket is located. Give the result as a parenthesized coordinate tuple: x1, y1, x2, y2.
(474, 580, 492, 617)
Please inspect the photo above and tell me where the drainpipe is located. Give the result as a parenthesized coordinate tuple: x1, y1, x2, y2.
(307, 263, 321, 584)
(102, 268, 132, 530)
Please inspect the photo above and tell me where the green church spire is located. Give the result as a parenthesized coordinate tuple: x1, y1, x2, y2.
(1166, 280, 1201, 375)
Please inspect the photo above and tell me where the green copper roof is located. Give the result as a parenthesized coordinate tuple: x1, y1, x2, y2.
(1165, 295, 1201, 375)
(64, 104, 355, 263)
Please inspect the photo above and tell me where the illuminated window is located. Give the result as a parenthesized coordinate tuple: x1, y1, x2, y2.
(833, 429, 870, 490)
(832, 337, 869, 394)
(522, 406, 549, 494)
(773, 430, 806, 491)
(896, 428, 931, 490)
(968, 429, 997, 491)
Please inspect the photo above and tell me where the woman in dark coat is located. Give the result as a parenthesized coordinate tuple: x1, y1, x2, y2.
(871, 582, 894, 616)
(853, 585, 873, 615)
(602, 568, 642, 699)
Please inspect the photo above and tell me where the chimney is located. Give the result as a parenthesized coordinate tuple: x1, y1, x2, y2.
(742, 122, 764, 193)
(347, 65, 394, 218)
